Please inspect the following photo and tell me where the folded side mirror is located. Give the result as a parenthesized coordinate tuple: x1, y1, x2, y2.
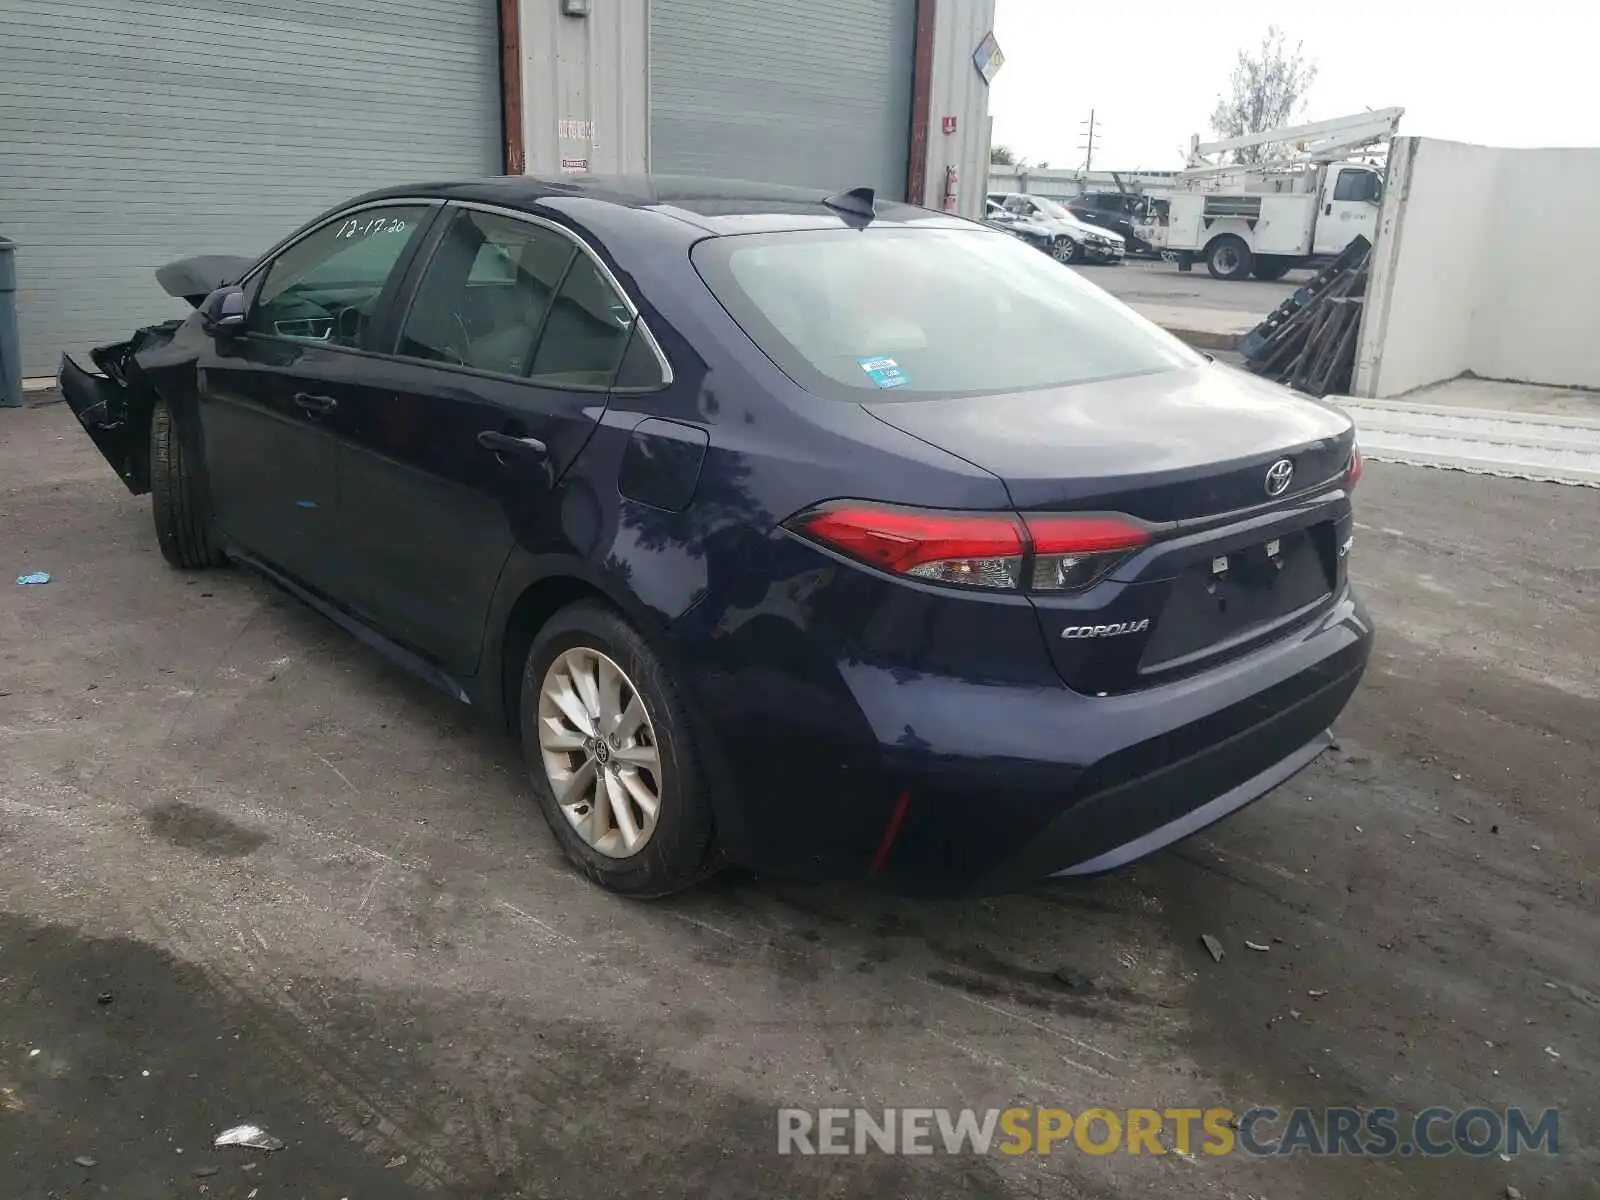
(200, 286, 247, 335)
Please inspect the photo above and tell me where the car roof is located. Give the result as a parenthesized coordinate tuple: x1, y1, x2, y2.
(349, 174, 973, 236)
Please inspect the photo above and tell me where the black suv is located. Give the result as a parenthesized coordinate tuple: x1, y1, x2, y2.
(1067, 193, 1157, 255)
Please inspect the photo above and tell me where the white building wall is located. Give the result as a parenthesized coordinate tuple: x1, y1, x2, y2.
(519, 0, 649, 177)
(1356, 137, 1600, 397)
(922, 0, 997, 219)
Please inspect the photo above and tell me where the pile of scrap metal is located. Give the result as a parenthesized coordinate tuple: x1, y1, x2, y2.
(1240, 236, 1370, 397)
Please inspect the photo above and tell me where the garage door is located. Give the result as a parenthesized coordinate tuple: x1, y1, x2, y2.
(648, 0, 916, 199)
(0, 0, 500, 376)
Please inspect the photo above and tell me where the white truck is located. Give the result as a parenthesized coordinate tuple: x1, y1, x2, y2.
(1162, 108, 1403, 281)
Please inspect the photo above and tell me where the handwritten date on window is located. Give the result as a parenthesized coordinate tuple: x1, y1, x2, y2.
(336, 216, 410, 239)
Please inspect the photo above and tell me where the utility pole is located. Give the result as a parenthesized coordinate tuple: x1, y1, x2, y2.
(1078, 109, 1099, 173)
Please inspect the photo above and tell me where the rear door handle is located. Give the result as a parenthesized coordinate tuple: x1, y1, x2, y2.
(477, 429, 548, 463)
(294, 392, 338, 415)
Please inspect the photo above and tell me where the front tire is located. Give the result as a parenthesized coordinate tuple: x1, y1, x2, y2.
(1051, 237, 1082, 265)
(150, 399, 226, 569)
(519, 602, 716, 896)
(1206, 235, 1253, 281)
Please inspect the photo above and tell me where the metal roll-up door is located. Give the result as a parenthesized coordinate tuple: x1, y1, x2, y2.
(0, 0, 501, 376)
(648, 0, 916, 199)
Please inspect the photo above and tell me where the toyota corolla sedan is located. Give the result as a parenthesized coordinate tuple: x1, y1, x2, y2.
(60, 175, 1371, 897)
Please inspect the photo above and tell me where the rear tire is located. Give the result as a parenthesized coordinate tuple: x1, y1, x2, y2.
(1251, 255, 1293, 282)
(150, 399, 226, 569)
(519, 601, 717, 897)
(1206, 235, 1253, 281)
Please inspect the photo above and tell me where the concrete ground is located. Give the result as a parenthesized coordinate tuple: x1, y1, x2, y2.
(1080, 261, 1316, 351)
(2, 401, 1596, 1199)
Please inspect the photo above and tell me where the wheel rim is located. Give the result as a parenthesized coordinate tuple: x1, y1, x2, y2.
(537, 647, 662, 859)
(1053, 239, 1075, 262)
(1215, 245, 1240, 273)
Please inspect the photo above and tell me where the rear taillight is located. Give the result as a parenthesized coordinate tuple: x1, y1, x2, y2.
(786, 503, 1151, 593)
(1024, 514, 1151, 591)
(1346, 444, 1363, 490)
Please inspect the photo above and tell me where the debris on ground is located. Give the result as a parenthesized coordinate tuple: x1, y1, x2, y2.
(193, 1165, 220, 1177)
(1051, 968, 1094, 989)
(214, 1125, 285, 1152)
(1453, 813, 1472, 824)
(73, 1155, 97, 1168)
(1289, 1008, 1303, 1020)
(386, 1154, 408, 1168)
(1245, 940, 1270, 952)
(1308, 989, 1329, 999)
(1200, 934, 1225, 963)
(1505, 1186, 1524, 1199)
(95, 991, 113, 1005)
(16, 571, 51, 585)
(1241, 236, 1370, 396)
(1543, 1046, 1561, 1059)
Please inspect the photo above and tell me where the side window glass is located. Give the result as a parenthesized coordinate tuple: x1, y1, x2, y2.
(1334, 170, 1381, 203)
(398, 209, 575, 374)
(248, 207, 427, 347)
(528, 254, 633, 387)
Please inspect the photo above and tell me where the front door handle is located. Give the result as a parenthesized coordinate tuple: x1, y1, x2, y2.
(477, 429, 549, 463)
(294, 392, 338, 415)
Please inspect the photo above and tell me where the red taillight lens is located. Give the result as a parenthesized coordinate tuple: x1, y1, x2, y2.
(1024, 514, 1152, 591)
(1346, 444, 1364, 490)
(792, 503, 1024, 588)
(787, 504, 1152, 593)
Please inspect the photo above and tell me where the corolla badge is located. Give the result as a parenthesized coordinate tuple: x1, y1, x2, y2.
(1060, 619, 1150, 640)
(1264, 458, 1295, 497)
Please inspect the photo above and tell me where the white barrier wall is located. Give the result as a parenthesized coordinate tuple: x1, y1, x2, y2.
(1356, 137, 1600, 397)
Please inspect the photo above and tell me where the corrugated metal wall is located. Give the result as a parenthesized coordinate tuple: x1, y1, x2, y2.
(647, 0, 917, 197)
(0, 0, 500, 376)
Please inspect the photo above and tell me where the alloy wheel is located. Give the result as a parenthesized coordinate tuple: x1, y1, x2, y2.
(537, 646, 662, 859)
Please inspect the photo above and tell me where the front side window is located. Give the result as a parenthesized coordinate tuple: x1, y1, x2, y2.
(1333, 169, 1382, 204)
(248, 206, 429, 347)
(693, 226, 1199, 401)
(399, 209, 576, 375)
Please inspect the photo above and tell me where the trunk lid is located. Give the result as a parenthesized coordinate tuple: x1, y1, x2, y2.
(866, 363, 1357, 694)
(865, 363, 1354, 522)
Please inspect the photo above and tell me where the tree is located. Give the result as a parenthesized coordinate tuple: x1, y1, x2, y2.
(1209, 27, 1317, 163)
(990, 144, 1019, 166)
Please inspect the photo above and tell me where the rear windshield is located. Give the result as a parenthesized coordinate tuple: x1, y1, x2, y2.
(692, 226, 1197, 401)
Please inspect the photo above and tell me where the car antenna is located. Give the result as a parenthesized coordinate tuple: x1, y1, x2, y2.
(823, 186, 876, 220)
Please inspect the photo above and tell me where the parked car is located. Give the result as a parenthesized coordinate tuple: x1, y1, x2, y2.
(987, 191, 1125, 264)
(981, 200, 1055, 253)
(1067, 191, 1159, 255)
(61, 176, 1370, 897)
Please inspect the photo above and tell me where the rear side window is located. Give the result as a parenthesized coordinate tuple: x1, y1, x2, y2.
(399, 209, 574, 375)
(693, 226, 1198, 400)
(527, 255, 634, 387)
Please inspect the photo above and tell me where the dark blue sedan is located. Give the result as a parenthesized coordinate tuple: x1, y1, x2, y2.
(60, 175, 1371, 896)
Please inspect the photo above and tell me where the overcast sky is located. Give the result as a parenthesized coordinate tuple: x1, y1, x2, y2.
(989, 0, 1592, 169)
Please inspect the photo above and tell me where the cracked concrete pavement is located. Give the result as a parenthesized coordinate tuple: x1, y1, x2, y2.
(1, 402, 1595, 1198)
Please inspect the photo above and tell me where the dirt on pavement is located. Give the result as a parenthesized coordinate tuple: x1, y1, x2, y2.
(1, 401, 1595, 1198)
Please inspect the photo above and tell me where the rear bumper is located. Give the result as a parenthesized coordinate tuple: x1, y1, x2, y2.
(683, 580, 1371, 894)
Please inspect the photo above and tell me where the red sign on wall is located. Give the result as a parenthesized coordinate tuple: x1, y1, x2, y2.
(942, 116, 958, 135)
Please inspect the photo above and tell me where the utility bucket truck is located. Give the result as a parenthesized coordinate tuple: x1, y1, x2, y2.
(1165, 107, 1402, 281)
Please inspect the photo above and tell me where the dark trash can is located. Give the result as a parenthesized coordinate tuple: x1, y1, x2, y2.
(0, 237, 22, 408)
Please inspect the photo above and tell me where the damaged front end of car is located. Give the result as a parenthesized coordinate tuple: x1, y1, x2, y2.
(57, 254, 253, 495)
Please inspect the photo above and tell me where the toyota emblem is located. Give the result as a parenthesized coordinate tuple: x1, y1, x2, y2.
(1264, 458, 1295, 497)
